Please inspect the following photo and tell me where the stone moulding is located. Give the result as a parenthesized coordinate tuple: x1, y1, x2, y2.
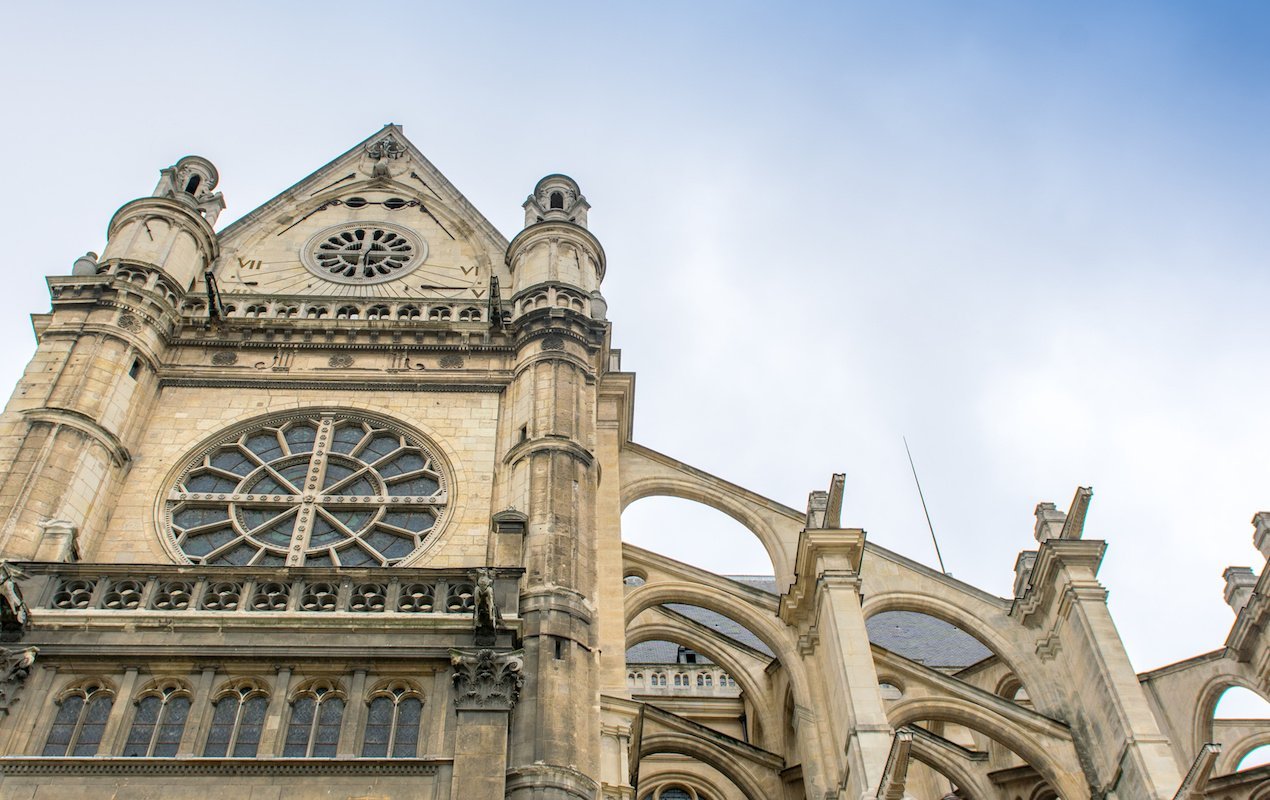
(0, 757, 445, 776)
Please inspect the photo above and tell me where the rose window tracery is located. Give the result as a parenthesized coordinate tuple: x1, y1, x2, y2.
(301, 223, 425, 285)
(166, 414, 447, 567)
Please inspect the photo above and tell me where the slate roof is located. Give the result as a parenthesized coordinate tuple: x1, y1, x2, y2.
(626, 575, 993, 670)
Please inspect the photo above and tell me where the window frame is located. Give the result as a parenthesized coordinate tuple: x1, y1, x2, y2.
(42, 680, 115, 757)
(360, 681, 424, 758)
(123, 680, 192, 758)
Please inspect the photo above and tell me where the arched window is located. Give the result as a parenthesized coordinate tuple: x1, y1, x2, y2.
(397, 305, 421, 320)
(245, 305, 268, 318)
(43, 681, 113, 756)
(458, 307, 481, 322)
(185, 175, 202, 195)
(549, 191, 564, 210)
(306, 306, 328, 319)
(203, 682, 268, 757)
(278, 306, 299, 319)
(366, 305, 390, 321)
(361, 682, 423, 758)
(428, 306, 452, 321)
(284, 682, 345, 757)
(123, 681, 191, 757)
(336, 306, 359, 320)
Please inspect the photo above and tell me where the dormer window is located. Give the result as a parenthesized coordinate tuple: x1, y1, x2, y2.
(549, 191, 564, 210)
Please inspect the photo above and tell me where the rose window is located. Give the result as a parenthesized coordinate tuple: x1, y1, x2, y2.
(302, 223, 425, 285)
(166, 414, 447, 567)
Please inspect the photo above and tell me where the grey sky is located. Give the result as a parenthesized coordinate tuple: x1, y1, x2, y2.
(1, 2, 1268, 675)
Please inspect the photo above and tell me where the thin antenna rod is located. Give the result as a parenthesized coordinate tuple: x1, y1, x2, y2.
(904, 436, 947, 574)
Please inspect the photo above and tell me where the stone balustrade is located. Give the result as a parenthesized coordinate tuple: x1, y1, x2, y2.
(17, 563, 522, 619)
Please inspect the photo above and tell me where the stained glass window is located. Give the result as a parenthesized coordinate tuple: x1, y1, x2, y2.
(42, 683, 113, 757)
(283, 684, 344, 758)
(167, 414, 447, 567)
(203, 686, 268, 757)
(123, 683, 190, 757)
(360, 684, 423, 758)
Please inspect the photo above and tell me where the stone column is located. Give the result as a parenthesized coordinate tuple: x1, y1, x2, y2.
(449, 649, 524, 797)
(178, 666, 217, 756)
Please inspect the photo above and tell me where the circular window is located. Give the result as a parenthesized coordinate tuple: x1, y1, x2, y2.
(164, 413, 448, 567)
(301, 222, 426, 285)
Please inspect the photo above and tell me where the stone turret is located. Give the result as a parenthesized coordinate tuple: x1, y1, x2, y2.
(497, 175, 606, 800)
(98, 155, 223, 292)
(506, 175, 606, 320)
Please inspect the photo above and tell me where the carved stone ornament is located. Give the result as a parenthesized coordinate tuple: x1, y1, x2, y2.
(210, 351, 238, 366)
(450, 648, 523, 712)
(0, 646, 37, 715)
(328, 353, 354, 368)
(0, 562, 29, 642)
(366, 134, 406, 162)
(541, 335, 565, 352)
(117, 314, 141, 332)
(438, 354, 464, 369)
(472, 568, 501, 647)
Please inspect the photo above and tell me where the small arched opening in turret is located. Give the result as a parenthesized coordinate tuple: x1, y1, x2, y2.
(185, 175, 201, 195)
(549, 191, 564, 210)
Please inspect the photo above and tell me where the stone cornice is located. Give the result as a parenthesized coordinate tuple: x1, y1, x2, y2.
(159, 376, 509, 393)
(0, 756, 445, 776)
(1011, 539, 1108, 627)
(779, 528, 866, 625)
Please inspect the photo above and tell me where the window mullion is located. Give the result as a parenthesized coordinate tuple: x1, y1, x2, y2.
(289, 419, 335, 566)
(67, 700, 87, 755)
(386, 701, 399, 756)
(147, 699, 166, 757)
(307, 697, 322, 757)
(227, 699, 244, 755)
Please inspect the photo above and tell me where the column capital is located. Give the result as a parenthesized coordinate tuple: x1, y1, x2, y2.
(450, 648, 524, 712)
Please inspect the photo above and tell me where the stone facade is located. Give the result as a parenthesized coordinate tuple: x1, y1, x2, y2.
(0, 125, 1263, 799)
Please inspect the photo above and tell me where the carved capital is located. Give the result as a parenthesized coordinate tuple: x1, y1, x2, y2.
(450, 648, 523, 712)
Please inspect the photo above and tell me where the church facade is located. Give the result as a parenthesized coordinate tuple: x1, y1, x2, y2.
(0, 126, 1263, 799)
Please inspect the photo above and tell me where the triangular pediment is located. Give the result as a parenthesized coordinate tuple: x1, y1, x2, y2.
(206, 125, 509, 304)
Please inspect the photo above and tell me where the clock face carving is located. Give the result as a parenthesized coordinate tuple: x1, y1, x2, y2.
(301, 222, 427, 285)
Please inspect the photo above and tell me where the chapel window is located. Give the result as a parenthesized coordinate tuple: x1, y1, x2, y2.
(123, 681, 191, 757)
(203, 684, 268, 757)
(283, 682, 345, 758)
(42, 682, 113, 756)
(361, 683, 423, 758)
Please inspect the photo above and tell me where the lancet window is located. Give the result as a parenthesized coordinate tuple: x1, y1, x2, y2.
(203, 682, 268, 757)
(283, 681, 345, 757)
(361, 681, 423, 758)
(42, 681, 114, 757)
(123, 680, 191, 757)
